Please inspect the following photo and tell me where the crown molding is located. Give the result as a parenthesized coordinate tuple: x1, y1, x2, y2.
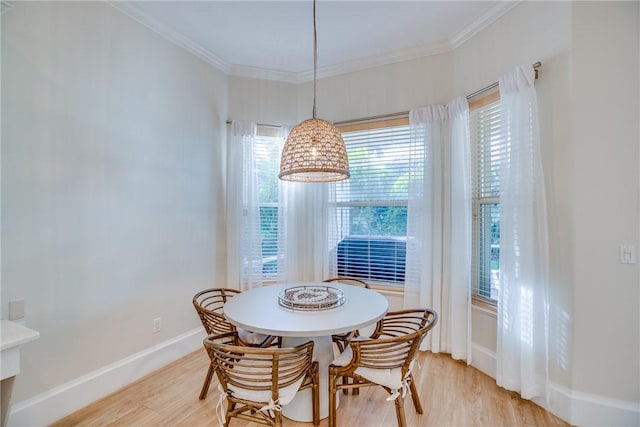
(106, 1, 231, 74)
(231, 40, 452, 84)
(1, 1, 14, 16)
(298, 40, 453, 83)
(108, 0, 521, 84)
(449, 1, 521, 48)
(229, 64, 301, 84)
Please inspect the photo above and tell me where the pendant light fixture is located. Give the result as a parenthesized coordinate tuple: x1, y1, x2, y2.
(278, 0, 350, 182)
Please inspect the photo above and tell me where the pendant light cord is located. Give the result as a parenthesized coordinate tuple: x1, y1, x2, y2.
(312, 0, 317, 119)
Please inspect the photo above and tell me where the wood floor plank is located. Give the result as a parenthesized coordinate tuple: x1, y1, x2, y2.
(50, 349, 569, 427)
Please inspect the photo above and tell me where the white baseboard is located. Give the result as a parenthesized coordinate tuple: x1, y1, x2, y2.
(541, 383, 640, 427)
(8, 327, 206, 427)
(471, 343, 640, 426)
(471, 343, 496, 379)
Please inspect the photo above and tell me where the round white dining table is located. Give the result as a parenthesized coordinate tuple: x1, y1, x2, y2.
(223, 282, 389, 422)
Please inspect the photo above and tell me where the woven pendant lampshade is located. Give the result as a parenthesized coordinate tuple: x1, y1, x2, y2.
(279, 118, 349, 182)
(278, 0, 349, 182)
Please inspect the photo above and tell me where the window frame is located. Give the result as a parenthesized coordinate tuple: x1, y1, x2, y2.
(251, 127, 284, 283)
(470, 91, 502, 308)
(332, 119, 411, 289)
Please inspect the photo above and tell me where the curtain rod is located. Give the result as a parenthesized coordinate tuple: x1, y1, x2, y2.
(334, 61, 541, 126)
(224, 120, 280, 128)
(228, 61, 542, 128)
(465, 61, 542, 100)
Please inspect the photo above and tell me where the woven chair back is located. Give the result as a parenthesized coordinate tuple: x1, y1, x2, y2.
(204, 333, 314, 396)
(351, 325, 424, 374)
(193, 288, 241, 335)
(372, 308, 438, 339)
(323, 276, 370, 288)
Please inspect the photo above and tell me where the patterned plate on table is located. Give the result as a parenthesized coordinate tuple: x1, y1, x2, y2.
(278, 285, 345, 311)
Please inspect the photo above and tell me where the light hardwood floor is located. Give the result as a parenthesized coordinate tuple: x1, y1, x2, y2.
(51, 349, 569, 427)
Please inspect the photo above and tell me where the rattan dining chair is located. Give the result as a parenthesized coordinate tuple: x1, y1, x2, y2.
(328, 308, 438, 427)
(204, 331, 320, 427)
(193, 288, 279, 399)
(322, 277, 370, 353)
(322, 277, 373, 395)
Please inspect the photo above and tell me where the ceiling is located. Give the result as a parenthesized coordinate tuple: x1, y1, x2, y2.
(113, 1, 518, 83)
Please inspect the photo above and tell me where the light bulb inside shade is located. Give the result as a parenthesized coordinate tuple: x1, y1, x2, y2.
(279, 118, 350, 182)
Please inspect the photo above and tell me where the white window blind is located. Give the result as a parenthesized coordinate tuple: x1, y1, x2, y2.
(470, 94, 504, 302)
(247, 134, 283, 280)
(329, 123, 411, 286)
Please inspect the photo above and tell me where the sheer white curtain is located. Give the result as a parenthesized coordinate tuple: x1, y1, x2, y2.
(404, 97, 472, 361)
(326, 182, 340, 280)
(496, 66, 550, 399)
(226, 121, 264, 290)
(277, 180, 330, 283)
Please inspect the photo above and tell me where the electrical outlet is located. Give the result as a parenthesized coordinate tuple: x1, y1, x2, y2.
(9, 299, 25, 320)
(620, 245, 637, 264)
(153, 317, 162, 333)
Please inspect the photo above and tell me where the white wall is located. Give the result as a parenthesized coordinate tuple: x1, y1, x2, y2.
(568, 0, 639, 403)
(2, 0, 228, 408)
(228, 76, 298, 126)
(305, 52, 453, 123)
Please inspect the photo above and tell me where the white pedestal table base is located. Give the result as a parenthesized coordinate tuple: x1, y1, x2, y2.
(281, 335, 339, 422)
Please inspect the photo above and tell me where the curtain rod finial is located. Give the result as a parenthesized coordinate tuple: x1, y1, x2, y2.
(533, 61, 542, 80)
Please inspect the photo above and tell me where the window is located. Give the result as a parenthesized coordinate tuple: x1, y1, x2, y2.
(250, 130, 283, 280)
(329, 120, 411, 286)
(470, 92, 504, 303)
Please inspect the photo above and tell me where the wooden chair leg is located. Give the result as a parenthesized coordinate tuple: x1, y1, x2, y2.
(328, 370, 337, 427)
(199, 363, 215, 400)
(224, 401, 233, 427)
(408, 374, 423, 414)
(342, 375, 350, 394)
(312, 362, 320, 426)
(394, 395, 407, 427)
